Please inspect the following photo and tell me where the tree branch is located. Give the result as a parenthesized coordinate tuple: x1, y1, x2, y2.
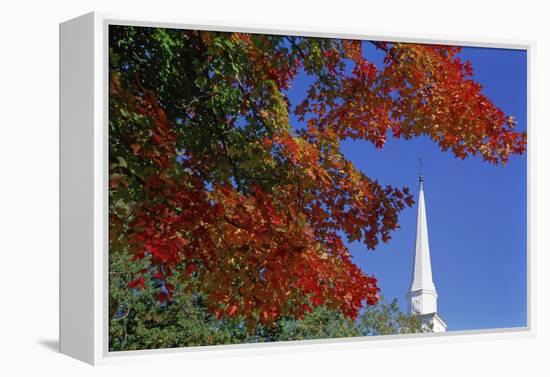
(369, 41, 400, 64)
(285, 36, 308, 62)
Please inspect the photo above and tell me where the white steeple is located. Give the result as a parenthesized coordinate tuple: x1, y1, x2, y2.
(407, 173, 447, 332)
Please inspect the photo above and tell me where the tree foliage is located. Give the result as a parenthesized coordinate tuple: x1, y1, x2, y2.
(109, 250, 423, 351)
(358, 297, 426, 336)
(109, 25, 526, 332)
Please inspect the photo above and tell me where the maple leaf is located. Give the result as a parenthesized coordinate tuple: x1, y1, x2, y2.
(128, 277, 145, 289)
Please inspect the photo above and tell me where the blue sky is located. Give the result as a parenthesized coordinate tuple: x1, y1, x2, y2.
(286, 43, 527, 331)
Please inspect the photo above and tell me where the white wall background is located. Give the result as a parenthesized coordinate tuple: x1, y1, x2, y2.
(0, 0, 548, 375)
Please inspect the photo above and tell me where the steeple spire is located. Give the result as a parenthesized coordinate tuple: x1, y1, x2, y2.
(409, 174, 436, 296)
(407, 172, 447, 332)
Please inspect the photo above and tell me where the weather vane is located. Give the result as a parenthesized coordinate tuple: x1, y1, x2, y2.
(418, 157, 424, 183)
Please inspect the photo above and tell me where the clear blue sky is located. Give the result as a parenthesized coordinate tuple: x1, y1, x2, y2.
(286, 42, 527, 331)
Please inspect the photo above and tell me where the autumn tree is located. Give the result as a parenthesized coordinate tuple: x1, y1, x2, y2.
(109, 250, 423, 350)
(109, 26, 526, 331)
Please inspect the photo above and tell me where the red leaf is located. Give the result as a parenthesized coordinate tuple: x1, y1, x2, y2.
(128, 277, 145, 289)
(227, 305, 238, 316)
(185, 264, 197, 275)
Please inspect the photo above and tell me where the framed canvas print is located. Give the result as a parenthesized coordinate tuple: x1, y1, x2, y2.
(60, 12, 533, 365)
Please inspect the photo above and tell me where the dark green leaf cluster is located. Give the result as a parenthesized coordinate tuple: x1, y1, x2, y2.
(110, 250, 425, 351)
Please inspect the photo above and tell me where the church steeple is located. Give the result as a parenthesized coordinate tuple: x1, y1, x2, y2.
(409, 174, 436, 298)
(407, 172, 447, 332)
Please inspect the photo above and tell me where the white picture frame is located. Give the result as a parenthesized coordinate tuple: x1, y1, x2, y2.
(59, 11, 535, 365)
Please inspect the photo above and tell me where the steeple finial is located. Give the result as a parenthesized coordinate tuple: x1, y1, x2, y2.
(418, 157, 424, 186)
